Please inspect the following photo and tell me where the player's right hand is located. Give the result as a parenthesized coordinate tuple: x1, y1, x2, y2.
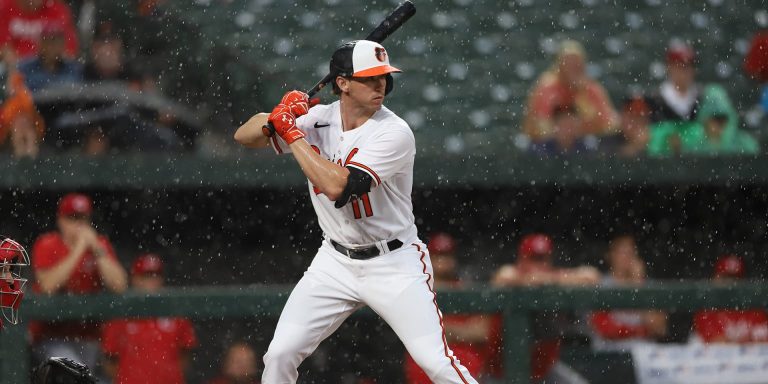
(279, 90, 320, 117)
(268, 104, 305, 145)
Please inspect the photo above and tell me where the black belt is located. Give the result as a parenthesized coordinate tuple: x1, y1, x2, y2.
(330, 239, 403, 260)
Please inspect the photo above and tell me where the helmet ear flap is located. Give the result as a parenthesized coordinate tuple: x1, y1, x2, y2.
(385, 74, 394, 95)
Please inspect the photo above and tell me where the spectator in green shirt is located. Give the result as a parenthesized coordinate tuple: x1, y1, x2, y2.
(648, 85, 759, 156)
(688, 84, 759, 155)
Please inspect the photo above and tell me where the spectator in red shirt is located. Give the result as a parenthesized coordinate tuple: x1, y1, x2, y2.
(692, 255, 768, 344)
(102, 253, 198, 384)
(522, 40, 618, 143)
(31, 192, 128, 369)
(207, 341, 261, 384)
(403, 232, 491, 383)
(491, 233, 598, 384)
(589, 235, 667, 351)
(0, 0, 78, 59)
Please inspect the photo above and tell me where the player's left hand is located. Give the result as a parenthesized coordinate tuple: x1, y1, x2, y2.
(280, 90, 320, 117)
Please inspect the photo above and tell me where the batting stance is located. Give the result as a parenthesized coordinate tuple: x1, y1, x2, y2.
(234, 40, 478, 384)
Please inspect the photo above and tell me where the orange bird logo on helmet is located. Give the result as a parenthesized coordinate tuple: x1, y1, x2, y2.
(375, 47, 387, 63)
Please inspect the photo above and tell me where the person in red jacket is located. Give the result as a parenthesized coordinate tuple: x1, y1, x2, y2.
(102, 253, 198, 384)
(589, 235, 667, 351)
(692, 255, 768, 344)
(31, 192, 128, 369)
(0, 0, 78, 59)
(207, 341, 261, 384)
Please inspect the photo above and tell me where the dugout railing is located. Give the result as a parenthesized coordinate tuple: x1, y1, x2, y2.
(2, 283, 768, 383)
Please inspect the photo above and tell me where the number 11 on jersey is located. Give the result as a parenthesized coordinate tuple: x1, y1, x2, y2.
(351, 194, 373, 219)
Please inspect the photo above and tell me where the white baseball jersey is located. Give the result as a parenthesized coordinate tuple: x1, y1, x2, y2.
(270, 101, 417, 247)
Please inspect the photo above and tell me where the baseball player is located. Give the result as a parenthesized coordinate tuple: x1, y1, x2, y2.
(234, 40, 477, 383)
(0, 237, 28, 331)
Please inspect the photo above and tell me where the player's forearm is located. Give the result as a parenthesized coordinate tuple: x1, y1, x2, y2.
(95, 252, 128, 293)
(234, 113, 271, 148)
(290, 139, 349, 200)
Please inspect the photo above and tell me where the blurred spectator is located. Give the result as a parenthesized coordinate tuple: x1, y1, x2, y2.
(102, 253, 198, 384)
(207, 341, 261, 384)
(404, 233, 491, 382)
(744, 30, 768, 112)
(691, 255, 768, 344)
(17, 22, 82, 92)
(522, 40, 618, 143)
(589, 235, 667, 351)
(646, 42, 706, 156)
(529, 104, 599, 156)
(602, 97, 651, 158)
(687, 84, 759, 155)
(83, 23, 139, 86)
(491, 233, 598, 384)
(0, 0, 78, 59)
(0, 47, 44, 157)
(30, 193, 128, 369)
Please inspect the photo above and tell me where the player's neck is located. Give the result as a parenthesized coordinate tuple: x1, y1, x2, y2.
(339, 98, 378, 132)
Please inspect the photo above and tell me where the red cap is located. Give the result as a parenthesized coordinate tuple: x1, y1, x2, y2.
(714, 254, 744, 278)
(58, 193, 93, 217)
(131, 253, 164, 276)
(427, 232, 456, 255)
(518, 233, 553, 262)
(666, 43, 696, 66)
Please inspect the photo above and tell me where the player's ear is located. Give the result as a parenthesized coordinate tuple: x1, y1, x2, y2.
(336, 76, 350, 94)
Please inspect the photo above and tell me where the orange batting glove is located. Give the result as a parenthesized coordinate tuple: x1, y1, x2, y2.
(280, 90, 320, 117)
(267, 104, 305, 144)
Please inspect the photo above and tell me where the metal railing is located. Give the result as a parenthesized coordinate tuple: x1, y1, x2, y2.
(2, 283, 768, 383)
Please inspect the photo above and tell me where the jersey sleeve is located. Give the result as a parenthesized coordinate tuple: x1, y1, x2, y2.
(693, 311, 723, 342)
(31, 234, 64, 270)
(101, 320, 123, 356)
(345, 125, 415, 187)
(176, 318, 198, 349)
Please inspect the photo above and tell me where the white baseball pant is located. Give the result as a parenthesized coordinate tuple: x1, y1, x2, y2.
(262, 240, 477, 384)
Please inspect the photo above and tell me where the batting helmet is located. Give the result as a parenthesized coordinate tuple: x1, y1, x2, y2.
(0, 237, 29, 328)
(330, 40, 401, 95)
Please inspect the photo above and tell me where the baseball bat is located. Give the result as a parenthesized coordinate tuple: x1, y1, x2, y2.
(263, 1, 416, 137)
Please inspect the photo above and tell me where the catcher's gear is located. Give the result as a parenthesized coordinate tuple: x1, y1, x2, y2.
(32, 357, 97, 384)
(330, 40, 401, 95)
(0, 237, 28, 328)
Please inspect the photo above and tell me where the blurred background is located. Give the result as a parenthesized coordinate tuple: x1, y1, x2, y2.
(2, 0, 768, 383)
